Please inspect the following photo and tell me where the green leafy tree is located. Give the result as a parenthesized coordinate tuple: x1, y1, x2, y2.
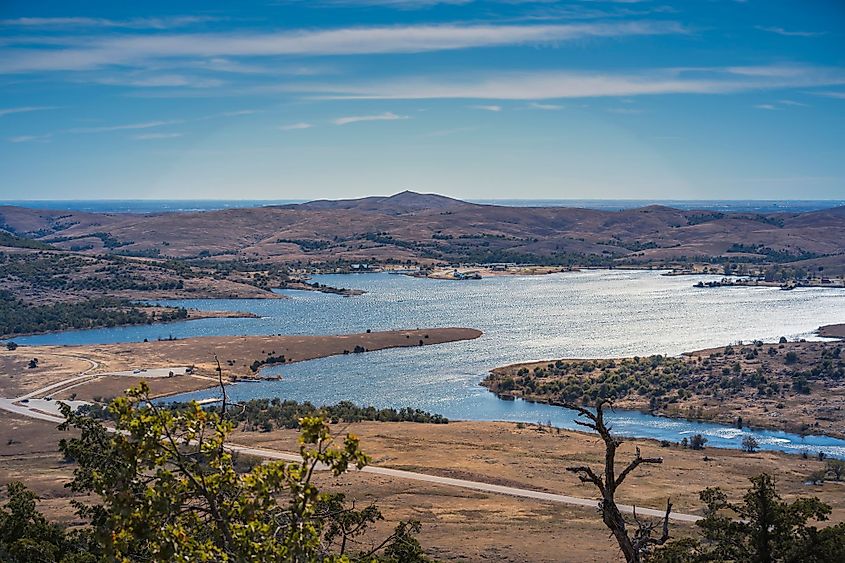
(0, 481, 96, 562)
(650, 474, 845, 562)
(58, 382, 430, 562)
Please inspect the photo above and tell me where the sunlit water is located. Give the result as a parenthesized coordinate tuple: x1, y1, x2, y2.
(15, 270, 845, 457)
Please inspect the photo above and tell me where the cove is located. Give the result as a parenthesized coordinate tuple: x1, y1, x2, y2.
(15, 270, 845, 458)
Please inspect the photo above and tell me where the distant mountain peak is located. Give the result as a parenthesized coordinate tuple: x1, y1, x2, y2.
(297, 190, 469, 214)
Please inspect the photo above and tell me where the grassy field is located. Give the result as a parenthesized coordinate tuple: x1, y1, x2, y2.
(2, 415, 842, 562)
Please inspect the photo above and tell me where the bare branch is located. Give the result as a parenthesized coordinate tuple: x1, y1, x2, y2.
(615, 447, 663, 488)
(215, 355, 227, 418)
(566, 465, 607, 496)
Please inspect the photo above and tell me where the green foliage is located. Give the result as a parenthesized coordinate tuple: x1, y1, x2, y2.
(650, 474, 845, 562)
(136, 398, 449, 429)
(0, 231, 56, 250)
(484, 343, 844, 418)
(250, 353, 287, 373)
(0, 481, 97, 562)
(688, 434, 707, 450)
(0, 291, 188, 337)
(57, 383, 431, 561)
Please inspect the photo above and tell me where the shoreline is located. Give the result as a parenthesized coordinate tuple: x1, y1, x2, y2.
(1, 306, 260, 342)
(2, 328, 483, 403)
(484, 329, 845, 441)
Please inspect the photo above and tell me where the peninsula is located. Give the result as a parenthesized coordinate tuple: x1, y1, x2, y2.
(484, 327, 845, 438)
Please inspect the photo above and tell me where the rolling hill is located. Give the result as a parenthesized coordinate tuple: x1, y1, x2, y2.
(1, 192, 843, 273)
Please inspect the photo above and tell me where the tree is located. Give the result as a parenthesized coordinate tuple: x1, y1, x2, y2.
(807, 470, 826, 486)
(0, 481, 96, 562)
(564, 399, 672, 563)
(689, 434, 708, 450)
(4, 341, 16, 351)
(826, 459, 845, 481)
(651, 474, 845, 562)
(57, 383, 429, 562)
(741, 435, 760, 453)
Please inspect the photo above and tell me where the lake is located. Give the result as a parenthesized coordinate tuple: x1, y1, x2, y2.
(15, 270, 845, 457)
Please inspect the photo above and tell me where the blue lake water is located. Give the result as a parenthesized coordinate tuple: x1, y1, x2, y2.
(14, 270, 845, 458)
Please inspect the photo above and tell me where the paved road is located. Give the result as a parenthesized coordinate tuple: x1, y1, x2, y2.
(227, 443, 701, 523)
(1, 358, 701, 524)
(15, 357, 99, 400)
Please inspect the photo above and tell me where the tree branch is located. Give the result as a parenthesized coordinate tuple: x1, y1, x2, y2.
(615, 447, 663, 489)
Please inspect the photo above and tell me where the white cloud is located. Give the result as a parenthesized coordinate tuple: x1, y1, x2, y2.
(468, 104, 502, 111)
(132, 132, 183, 140)
(755, 26, 827, 38)
(777, 99, 808, 106)
(68, 120, 182, 133)
(812, 91, 845, 99)
(0, 21, 687, 73)
(333, 112, 409, 125)
(607, 107, 643, 114)
(525, 102, 562, 110)
(280, 122, 313, 130)
(0, 16, 223, 30)
(753, 99, 809, 110)
(94, 74, 224, 88)
(291, 65, 845, 100)
(7, 133, 52, 143)
(0, 106, 59, 117)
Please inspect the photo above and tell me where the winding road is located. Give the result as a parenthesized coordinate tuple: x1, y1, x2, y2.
(1, 357, 702, 524)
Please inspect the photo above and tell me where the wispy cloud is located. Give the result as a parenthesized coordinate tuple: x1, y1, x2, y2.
(280, 122, 313, 130)
(776, 99, 808, 107)
(753, 99, 809, 110)
(0, 16, 224, 30)
(0, 21, 687, 73)
(0, 105, 59, 117)
(607, 107, 644, 114)
(812, 91, 845, 99)
(468, 104, 502, 111)
(7, 133, 52, 143)
(525, 102, 562, 110)
(93, 74, 224, 88)
(68, 120, 182, 133)
(333, 112, 409, 125)
(755, 26, 827, 37)
(292, 65, 845, 100)
(132, 132, 183, 140)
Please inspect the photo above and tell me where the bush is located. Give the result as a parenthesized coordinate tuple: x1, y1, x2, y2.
(741, 435, 759, 453)
(689, 434, 708, 450)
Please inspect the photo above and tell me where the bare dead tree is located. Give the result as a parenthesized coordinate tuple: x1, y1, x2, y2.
(214, 355, 227, 415)
(564, 399, 672, 563)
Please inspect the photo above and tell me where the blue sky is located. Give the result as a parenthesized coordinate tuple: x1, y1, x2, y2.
(0, 0, 843, 200)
